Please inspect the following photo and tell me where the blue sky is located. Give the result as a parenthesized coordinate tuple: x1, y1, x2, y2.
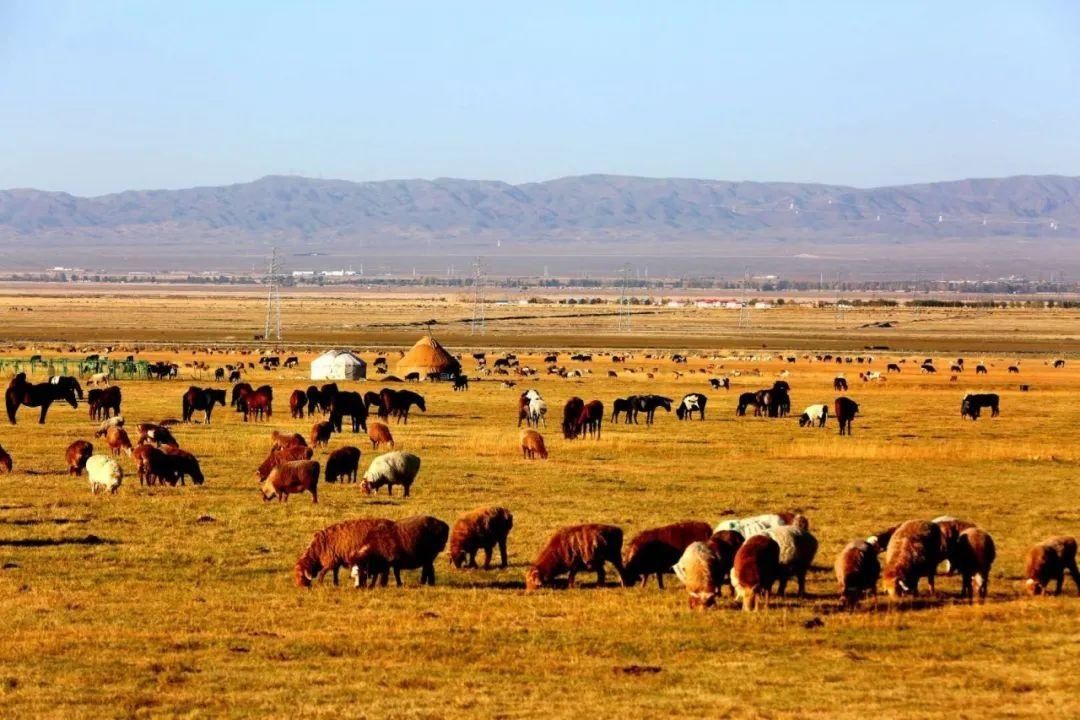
(2, 1, 1079, 195)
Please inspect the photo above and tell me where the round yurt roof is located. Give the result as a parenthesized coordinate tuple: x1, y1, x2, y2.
(396, 335, 460, 376)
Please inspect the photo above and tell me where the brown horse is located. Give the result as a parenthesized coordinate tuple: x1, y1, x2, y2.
(562, 397, 585, 439)
(578, 400, 604, 439)
(6, 373, 79, 424)
(379, 388, 426, 424)
(242, 386, 273, 422)
(289, 389, 307, 419)
(182, 386, 227, 424)
(87, 386, 122, 420)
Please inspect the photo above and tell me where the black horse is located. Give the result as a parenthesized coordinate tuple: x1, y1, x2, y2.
(676, 393, 707, 421)
(736, 392, 759, 416)
(961, 393, 1000, 420)
(635, 395, 672, 424)
(49, 375, 84, 400)
(182, 386, 227, 424)
(329, 391, 368, 433)
(6, 373, 79, 424)
(612, 396, 637, 424)
(834, 396, 859, 436)
(380, 388, 426, 424)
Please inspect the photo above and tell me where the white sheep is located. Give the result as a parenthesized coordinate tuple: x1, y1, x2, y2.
(765, 518, 818, 597)
(713, 513, 791, 538)
(798, 404, 828, 428)
(86, 455, 123, 495)
(673, 541, 721, 609)
(360, 451, 421, 497)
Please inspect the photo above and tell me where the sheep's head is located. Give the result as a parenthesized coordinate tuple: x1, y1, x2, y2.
(260, 479, 276, 501)
(294, 562, 315, 588)
(448, 547, 467, 568)
(524, 567, 543, 591)
(358, 477, 376, 496)
(1025, 578, 1044, 596)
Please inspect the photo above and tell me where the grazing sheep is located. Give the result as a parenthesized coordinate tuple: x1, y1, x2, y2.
(86, 455, 122, 494)
(294, 518, 395, 586)
(360, 451, 421, 497)
(260, 460, 320, 503)
(309, 421, 334, 448)
(730, 534, 782, 611)
(256, 443, 314, 482)
(367, 421, 395, 449)
(525, 524, 625, 590)
(622, 521, 713, 588)
(0, 443, 11, 473)
(1024, 537, 1080, 596)
(882, 520, 945, 597)
(764, 517, 818, 597)
(798, 403, 828, 428)
(66, 440, 93, 476)
(449, 506, 514, 569)
(94, 415, 124, 436)
(932, 515, 976, 572)
(353, 515, 450, 586)
(835, 538, 882, 607)
(520, 428, 548, 459)
(713, 512, 798, 538)
(673, 541, 724, 608)
(325, 446, 361, 483)
(952, 527, 996, 601)
(705, 530, 745, 595)
(104, 425, 133, 457)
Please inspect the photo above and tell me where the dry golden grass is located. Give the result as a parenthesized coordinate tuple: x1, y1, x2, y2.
(0, 286, 1079, 718)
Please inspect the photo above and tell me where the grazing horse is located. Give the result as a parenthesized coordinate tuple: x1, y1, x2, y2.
(290, 389, 308, 419)
(381, 389, 426, 423)
(676, 393, 707, 421)
(49, 376, 84, 400)
(886, 363, 901, 373)
(612, 397, 636, 424)
(182, 386, 227, 424)
(1053, 359, 1066, 369)
(834, 397, 859, 436)
(88, 386, 122, 420)
(736, 392, 759, 416)
(363, 390, 383, 414)
(319, 383, 339, 413)
(562, 397, 586, 439)
(231, 383, 253, 410)
(636, 395, 672, 424)
(578, 400, 604, 439)
(961, 393, 1000, 420)
(306, 386, 323, 415)
(242, 386, 273, 421)
(975, 364, 988, 375)
(834, 376, 848, 391)
(709, 377, 730, 390)
(329, 390, 368, 432)
(6, 373, 79, 424)
(453, 375, 469, 391)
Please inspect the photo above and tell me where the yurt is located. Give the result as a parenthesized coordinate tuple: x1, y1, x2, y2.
(396, 334, 461, 379)
(310, 350, 367, 381)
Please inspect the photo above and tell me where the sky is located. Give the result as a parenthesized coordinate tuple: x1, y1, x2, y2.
(2, 1, 1079, 196)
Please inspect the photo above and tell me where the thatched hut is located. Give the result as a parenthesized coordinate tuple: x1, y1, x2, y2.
(396, 335, 460, 379)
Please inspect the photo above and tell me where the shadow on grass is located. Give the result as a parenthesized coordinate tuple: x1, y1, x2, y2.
(0, 534, 118, 548)
(0, 517, 89, 526)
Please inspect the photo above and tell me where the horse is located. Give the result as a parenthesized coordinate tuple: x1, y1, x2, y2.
(242, 386, 273, 422)
(635, 395, 672, 424)
(214, 368, 225, 381)
(88, 386, 122, 420)
(49, 376, 84, 400)
(834, 376, 848, 391)
(612, 397, 636, 424)
(578, 400, 604, 439)
(182, 386, 227, 424)
(1054, 359, 1066, 369)
(562, 397, 585, 439)
(736, 392, 759, 416)
(453, 375, 469, 391)
(329, 390, 368, 432)
(834, 397, 859, 436)
(231, 383, 254, 410)
(289, 389, 307, 419)
(319, 383, 339, 413)
(6, 373, 79, 424)
(363, 391, 383, 413)
(382, 389, 425, 423)
(676, 393, 707, 421)
(709, 377, 730, 390)
(886, 363, 901, 373)
(961, 393, 1000, 420)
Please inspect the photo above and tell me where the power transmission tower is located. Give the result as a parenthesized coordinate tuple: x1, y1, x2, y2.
(617, 264, 632, 332)
(470, 257, 485, 335)
(738, 268, 752, 329)
(834, 271, 846, 324)
(264, 247, 283, 341)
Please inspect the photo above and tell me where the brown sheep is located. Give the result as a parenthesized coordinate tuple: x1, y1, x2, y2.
(325, 446, 361, 483)
(104, 425, 133, 457)
(66, 440, 93, 477)
(731, 534, 781, 611)
(310, 421, 334, 448)
(256, 443, 314, 482)
(294, 518, 394, 586)
(0, 443, 11, 473)
(367, 421, 395, 449)
(525, 524, 625, 590)
(520, 428, 548, 459)
(932, 515, 976, 571)
(260, 460, 319, 503)
(350, 515, 450, 586)
(622, 521, 713, 588)
(1024, 536, 1080, 596)
(835, 538, 882, 608)
(952, 527, 996, 601)
(882, 520, 945, 597)
(705, 530, 745, 595)
(449, 506, 514, 569)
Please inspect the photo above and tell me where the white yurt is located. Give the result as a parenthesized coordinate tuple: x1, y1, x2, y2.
(310, 350, 367, 381)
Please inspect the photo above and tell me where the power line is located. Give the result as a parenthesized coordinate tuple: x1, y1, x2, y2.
(738, 268, 752, 329)
(264, 247, 282, 341)
(617, 264, 632, 332)
(471, 257, 485, 335)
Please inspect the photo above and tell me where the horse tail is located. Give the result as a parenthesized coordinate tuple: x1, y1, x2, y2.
(5, 391, 17, 424)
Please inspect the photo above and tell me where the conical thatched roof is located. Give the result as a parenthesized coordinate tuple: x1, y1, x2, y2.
(396, 335, 461, 377)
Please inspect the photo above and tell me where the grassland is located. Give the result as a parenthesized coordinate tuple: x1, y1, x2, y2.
(1, 286, 1079, 719)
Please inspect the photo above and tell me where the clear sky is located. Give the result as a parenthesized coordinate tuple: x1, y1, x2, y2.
(2, 0, 1079, 195)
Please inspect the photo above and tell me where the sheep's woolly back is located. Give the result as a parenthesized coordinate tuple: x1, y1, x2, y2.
(765, 525, 818, 571)
(714, 513, 789, 538)
(295, 518, 394, 585)
(450, 506, 513, 560)
(363, 451, 421, 484)
(86, 455, 122, 491)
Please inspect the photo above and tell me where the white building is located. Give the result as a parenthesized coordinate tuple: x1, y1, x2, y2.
(310, 350, 367, 381)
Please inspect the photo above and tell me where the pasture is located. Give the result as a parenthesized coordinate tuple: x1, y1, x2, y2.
(1, 287, 1080, 718)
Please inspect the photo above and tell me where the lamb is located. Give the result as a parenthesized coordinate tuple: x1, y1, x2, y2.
(520, 429, 548, 459)
(349, 515, 450, 586)
(525, 524, 625, 590)
(798, 403, 828, 428)
(713, 511, 798, 538)
(86, 454, 122, 494)
(834, 538, 882, 607)
(309, 421, 334, 448)
(325, 446, 361, 483)
(705, 530, 745, 595)
(0, 443, 11, 473)
(256, 443, 314, 482)
(952, 527, 996, 601)
(622, 521, 713, 588)
(260, 460, 320, 503)
(104, 425, 133, 457)
(882, 520, 945, 597)
(294, 518, 395, 586)
(367, 421, 395, 449)
(360, 451, 421, 497)
(449, 506, 514, 569)
(730, 534, 782, 611)
(764, 516, 818, 597)
(66, 440, 93, 476)
(673, 541, 724, 608)
(1024, 536, 1080, 596)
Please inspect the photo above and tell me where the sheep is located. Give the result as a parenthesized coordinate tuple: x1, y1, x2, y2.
(673, 541, 724, 609)
(882, 520, 945, 597)
(525, 524, 625, 590)
(1024, 536, 1080, 596)
(86, 455, 122, 495)
(360, 451, 421, 497)
(256, 443, 314, 482)
(367, 421, 395, 449)
(325, 446, 361, 484)
(66, 440, 93, 476)
(834, 538, 882, 608)
(713, 511, 798, 538)
(520, 428, 548, 459)
(104, 425, 133, 457)
(309, 421, 334, 448)
(294, 518, 395, 586)
(622, 521, 713, 588)
(952, 527, 996, 601)
(730, 534, 781, 611)
(0, 443, 11, 473)
(705, 530, 745, 595)
(798, 403, 828, 428)
(260, 460, 320, 503)
(764, 516, 818, 597)
(350, 515, 450, 586)
(932, 515, 976, 572)
(87, 371, 110, 386)
(94, 415, 124, 436)
(449, 506, 514, 569)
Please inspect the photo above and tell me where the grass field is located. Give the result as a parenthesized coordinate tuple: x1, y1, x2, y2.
(1, 286, 1079, 719)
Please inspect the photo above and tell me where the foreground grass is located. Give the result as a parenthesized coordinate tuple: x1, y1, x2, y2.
(1, 336, 1080, 717)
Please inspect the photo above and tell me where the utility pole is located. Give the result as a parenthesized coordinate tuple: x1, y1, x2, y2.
(471, 257, 485, 335)
(264, 247, 282, 341)
(738, 268, 752, 329)
(617, 264, 632, 332)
